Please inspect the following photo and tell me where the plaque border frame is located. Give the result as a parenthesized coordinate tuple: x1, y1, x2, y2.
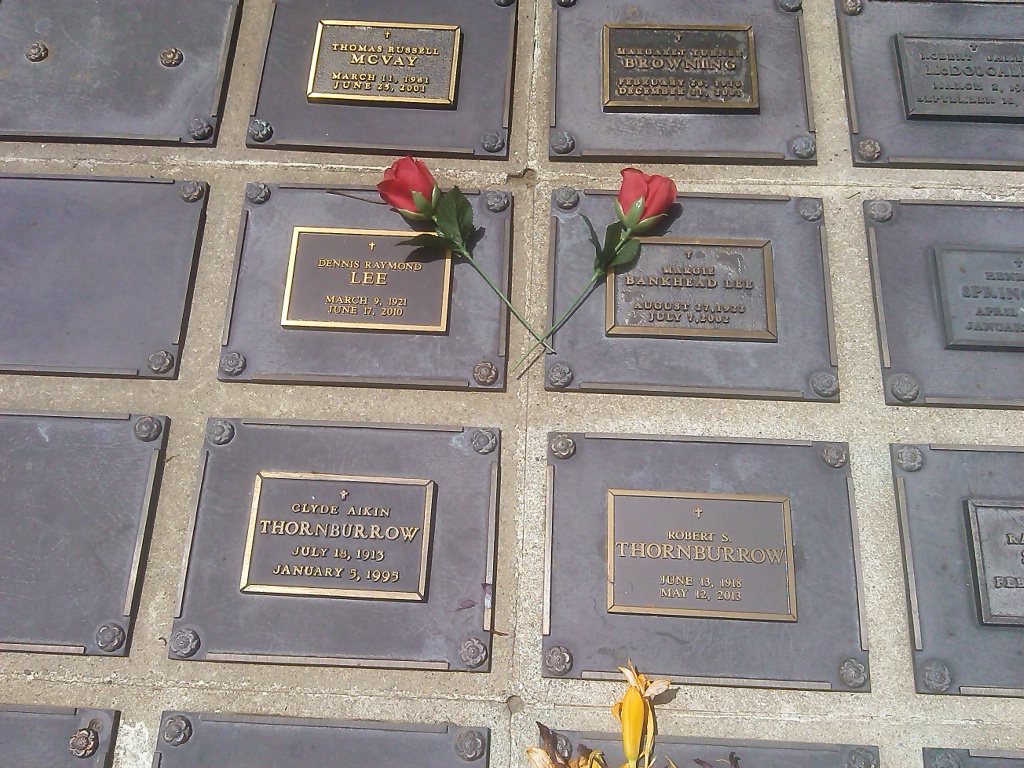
(965, 498, 1024, 627)
(601, 23, 759, 112)
(306, 20, 462, 106)
(895, 34, 1024, 124)
(240, 470, 436, 601)
(281, 226, 454, 333)
(604, 237, 777, 341)
(934, 245, 1024, 352)
(605, 489, 797, 621)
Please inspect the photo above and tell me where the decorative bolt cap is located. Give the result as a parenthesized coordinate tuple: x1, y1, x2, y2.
(485, 190, 510, 213)
(838, 657, 868, 688)
(895, 445, 924, 472)
(930, 751, 963, 768)
(246, 182, 271, 204)
(26, 42, 49, 62)
(554, 186, 580, 210)
(846, 747, 878, 768)
(459, 637, 489, 668)
(162, 715, 193, 746)
(208, 419, 236, 446)
(544, 645, 573, 675)
(160, 47, 184, 67)
(148, 349, 175, 374)
(219, 351, 247, 377)
(69, 727, 99, 759)
(187, 117, 213, 142)
(454, 729, 487, 761)
(556, 0, 577, 6)
(840, 0, 863, 15)
(473, 360, 500, 386)
(856, 138, 882, 162)
(547, 362, 574, 389)
(470, 429, 498, 455)
(810, 371, 839, 398)
(550, 434, 576, 460)
(821, 444, 849, 470)
(778, 0, 802, 9)
(866, 200, 894, 223)
(179, 181, 204, 203)
(96, 623, 126, 653)
(791, 135, 816, 159)
(133, 416, 163, 442)
(551, 130, 576, 155)
(494, 0, 516, 5)
(169, 628, 201, 658)
(922, 659, 952, 692)
(889, 373, 920, 403)
(798, 199, 823, 222)
(248, 118, 274, 143)
(554, 733, 573, 761)
(481, 131, 506, 154)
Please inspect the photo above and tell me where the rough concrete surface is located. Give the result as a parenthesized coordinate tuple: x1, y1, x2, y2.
(2, 1, 1024, 766)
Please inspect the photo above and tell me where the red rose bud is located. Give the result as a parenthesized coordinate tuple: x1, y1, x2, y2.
(377, 156, 441, 220)
(616, 168, 678, 233)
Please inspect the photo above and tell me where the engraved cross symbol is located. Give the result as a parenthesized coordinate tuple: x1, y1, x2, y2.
(693, 507, 703, 518)
(384, 30, 391, 38)
(367, 242, 376, 251)
(339, 489, 349, 500)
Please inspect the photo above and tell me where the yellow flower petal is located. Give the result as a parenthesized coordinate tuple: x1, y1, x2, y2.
(619, 684, 646, 768)
(526, 746, 556, 768)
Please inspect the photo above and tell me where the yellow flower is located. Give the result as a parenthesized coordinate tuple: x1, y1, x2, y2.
(526, 746, 556, 768)
(610, 661, 672, 768)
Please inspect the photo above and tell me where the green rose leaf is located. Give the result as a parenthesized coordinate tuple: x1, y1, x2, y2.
(609, 237, 640, 267)
(398, 233, 460, 252)
(449, 187, 476, 246)
(432, 190, 463, 248)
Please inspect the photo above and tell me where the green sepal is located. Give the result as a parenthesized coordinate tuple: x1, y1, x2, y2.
(632, 212, 666, 234)
(411, 189, 436, 218)
(618, 196, 645, 230)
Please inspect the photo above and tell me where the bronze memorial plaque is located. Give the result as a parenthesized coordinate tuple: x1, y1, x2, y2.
(896, 36, 1024, 123)
(608, 490, 796, 621)
(241, 472, 435, 601)
(606, 238, 777, 341)
(935, 246, 1024, 351)
(282, 227, 453, 333)
(966, 500, 1024, 627)
(308, 21, 461, 106)
(603, 24, 758, 112)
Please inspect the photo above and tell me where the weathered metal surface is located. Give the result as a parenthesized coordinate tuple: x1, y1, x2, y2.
(966, 502, 1024, 626)
(607, 490, 797, 621)
(546, 191, 836, 400)
(153, 713, 489, 767)
(896, 36, 1024, 123)
(0, 175, 205, 379)
(866, 200, 1024, 407)
(545, 730, 878, 768)
(837, 0, 1024, 168)
(173, 419, 499, 670)
(222, 184, 510, 389)
(551, 0, 814, 162)
(923, 749, 1024, 768)
(0, 413, 166, 656)
(544, 434, 867, 690)
(307, 21, 460, 106)
(892, 444, 1024, 695)
(0, 0, 238, 144)
(602, 25, 758, 112)
(1, 706, 118, 768)
(282, 227, 452, 333)
(250, 0, 516, 156)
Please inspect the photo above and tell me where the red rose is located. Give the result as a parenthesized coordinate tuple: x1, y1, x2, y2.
(616, 168, 677, 233)
(377, 156, 440, 220)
